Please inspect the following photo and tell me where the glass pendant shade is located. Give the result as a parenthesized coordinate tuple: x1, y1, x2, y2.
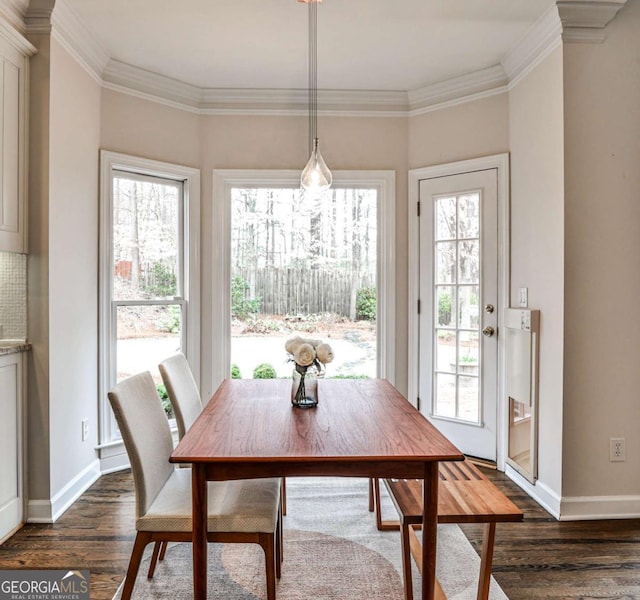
(301, 138, 332, 193)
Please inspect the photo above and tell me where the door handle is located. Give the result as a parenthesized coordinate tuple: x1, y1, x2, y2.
(482, 326, 495, 337)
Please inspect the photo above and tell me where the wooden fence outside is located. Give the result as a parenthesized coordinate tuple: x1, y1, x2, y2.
(237, 268, 374, 317)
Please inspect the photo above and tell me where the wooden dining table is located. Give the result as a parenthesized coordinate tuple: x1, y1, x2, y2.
(170, 377, 464, 600)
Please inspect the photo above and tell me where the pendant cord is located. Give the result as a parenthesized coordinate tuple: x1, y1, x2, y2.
(308, 1, 318, 155)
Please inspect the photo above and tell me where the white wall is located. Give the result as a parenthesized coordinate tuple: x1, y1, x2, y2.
(508, 46, 565, 503)
(48, 37, 102, 500)
(25, 30, 102, 519)
(408, 93, 510, 169)
(562, 0, 640, 508)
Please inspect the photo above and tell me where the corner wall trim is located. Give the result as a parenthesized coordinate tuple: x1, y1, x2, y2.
(505, 464, 561, 519)
(27, 459, 101, 524)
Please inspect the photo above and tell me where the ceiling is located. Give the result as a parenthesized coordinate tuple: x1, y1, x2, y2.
(62, 0, 556, 94)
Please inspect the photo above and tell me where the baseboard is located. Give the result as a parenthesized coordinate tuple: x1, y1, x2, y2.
(559, 494, 640, 521)
(99, 440, 131, 474)
(505, 465, 640, 520)
(505, 464, 561, 519)
(27, 500, 54, 523)
(27, 459, 101, 523)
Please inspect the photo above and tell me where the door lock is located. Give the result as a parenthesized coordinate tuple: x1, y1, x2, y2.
(482, 326, 495, 337)
(484, 304, 494, 314)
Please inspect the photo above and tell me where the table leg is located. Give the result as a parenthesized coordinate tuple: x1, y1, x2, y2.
(192, 464, 208, 600)
(422, 462, 439, 600)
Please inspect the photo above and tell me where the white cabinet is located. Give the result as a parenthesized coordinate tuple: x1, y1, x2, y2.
(0, 352, 25, 543)
(0, 31, 30, 253)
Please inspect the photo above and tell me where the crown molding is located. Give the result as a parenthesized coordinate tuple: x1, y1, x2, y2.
(50, 0, 109, 79)
(103, 60, 202, 108)
(103, 58, 410, 115)
(24, 0, 55, 34)
(408, 65, 508, 111)
(0, 0, 28, 34)
(502, 5, 563, 86)
(0, 15, 36, 55)
(104, 58, 514, 116)
(201, 88, 408, 113)
(558, 0, 629, 43)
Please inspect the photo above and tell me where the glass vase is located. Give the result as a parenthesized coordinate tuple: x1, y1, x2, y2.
(291, 363, 318, 408)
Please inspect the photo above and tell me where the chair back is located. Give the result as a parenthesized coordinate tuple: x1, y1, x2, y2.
(108, 372, 175, 519)
(159, 353, 203, 439)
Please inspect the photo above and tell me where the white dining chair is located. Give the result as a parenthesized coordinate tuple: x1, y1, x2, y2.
(160, 352, 288, 518)
(108, 371, 282, 600)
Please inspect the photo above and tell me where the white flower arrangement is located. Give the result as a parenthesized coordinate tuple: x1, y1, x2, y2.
(285, 335, 334, 372)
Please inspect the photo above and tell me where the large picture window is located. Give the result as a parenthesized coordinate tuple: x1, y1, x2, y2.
(99, 152, 200, 460)
(210, 170, 395, 394)
(230, 187, 378, 380)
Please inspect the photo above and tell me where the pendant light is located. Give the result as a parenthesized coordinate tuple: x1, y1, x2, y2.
(299, 0, 332, 195)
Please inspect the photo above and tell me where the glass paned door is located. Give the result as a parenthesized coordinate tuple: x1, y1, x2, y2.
(433, 193, 481, 422)
(419, 169, 498, 461)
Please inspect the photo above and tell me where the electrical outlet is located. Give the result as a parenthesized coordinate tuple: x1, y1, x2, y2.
(82, 418, 89, 442)
(610, 438, 625, 462)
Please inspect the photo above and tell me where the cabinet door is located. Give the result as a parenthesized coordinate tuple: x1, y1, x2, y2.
(0, 37, 26, 253)
(0, 353, 24, 542)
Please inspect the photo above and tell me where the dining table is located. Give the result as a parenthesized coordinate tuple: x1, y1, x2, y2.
(170, 377, 464, 600)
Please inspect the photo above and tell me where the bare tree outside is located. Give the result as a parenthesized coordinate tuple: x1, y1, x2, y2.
(231, 187, 378, 380)
(111, 175, 183, 417)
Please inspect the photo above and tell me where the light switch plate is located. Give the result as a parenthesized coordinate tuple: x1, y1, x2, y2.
(519, 287, 528, 308)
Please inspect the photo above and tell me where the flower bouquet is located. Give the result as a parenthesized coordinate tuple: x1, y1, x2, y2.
(285, 336, 334, 408)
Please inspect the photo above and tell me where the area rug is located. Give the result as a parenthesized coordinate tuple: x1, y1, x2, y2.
(113, 477, 509, 599)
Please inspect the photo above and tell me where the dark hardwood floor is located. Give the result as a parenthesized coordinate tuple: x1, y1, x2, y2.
(0, 471, 136, 600)
(1, 468, 639, 599)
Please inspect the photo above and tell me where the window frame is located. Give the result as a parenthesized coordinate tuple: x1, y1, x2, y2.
(98, 151, 201, 453)
(210, 170, 396, 395)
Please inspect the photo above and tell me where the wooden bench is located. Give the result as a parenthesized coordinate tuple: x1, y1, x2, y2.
(372, 460, 523, 600)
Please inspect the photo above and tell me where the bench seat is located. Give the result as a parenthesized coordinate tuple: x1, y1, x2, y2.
(374, 460, 523, 600)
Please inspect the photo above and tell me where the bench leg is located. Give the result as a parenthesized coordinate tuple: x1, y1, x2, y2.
(401, 523, 414, 600)
(373, 478, 401, 531)
(477, 523, 496, 600)
(408, 525, 447, 600)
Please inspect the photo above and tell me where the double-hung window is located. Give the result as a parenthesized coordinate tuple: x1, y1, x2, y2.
(99, 152, 200, 457)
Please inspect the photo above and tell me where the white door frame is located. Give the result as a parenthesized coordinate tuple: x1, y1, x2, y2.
(408, 154, 510, 469)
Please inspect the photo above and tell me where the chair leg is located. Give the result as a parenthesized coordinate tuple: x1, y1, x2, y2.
(260, 533, 277, 600)
(279, 500, 284, 565)
(281, 478, 287, 516)
(147, 541, 162, 578)
(477, 523, 496, 600)
(159, 540, 168, 561)
(368, 478, 375, 512)
(121, 532, 151, 600)
(275, 505, 283, 579)
(400, 523, 414, 600)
